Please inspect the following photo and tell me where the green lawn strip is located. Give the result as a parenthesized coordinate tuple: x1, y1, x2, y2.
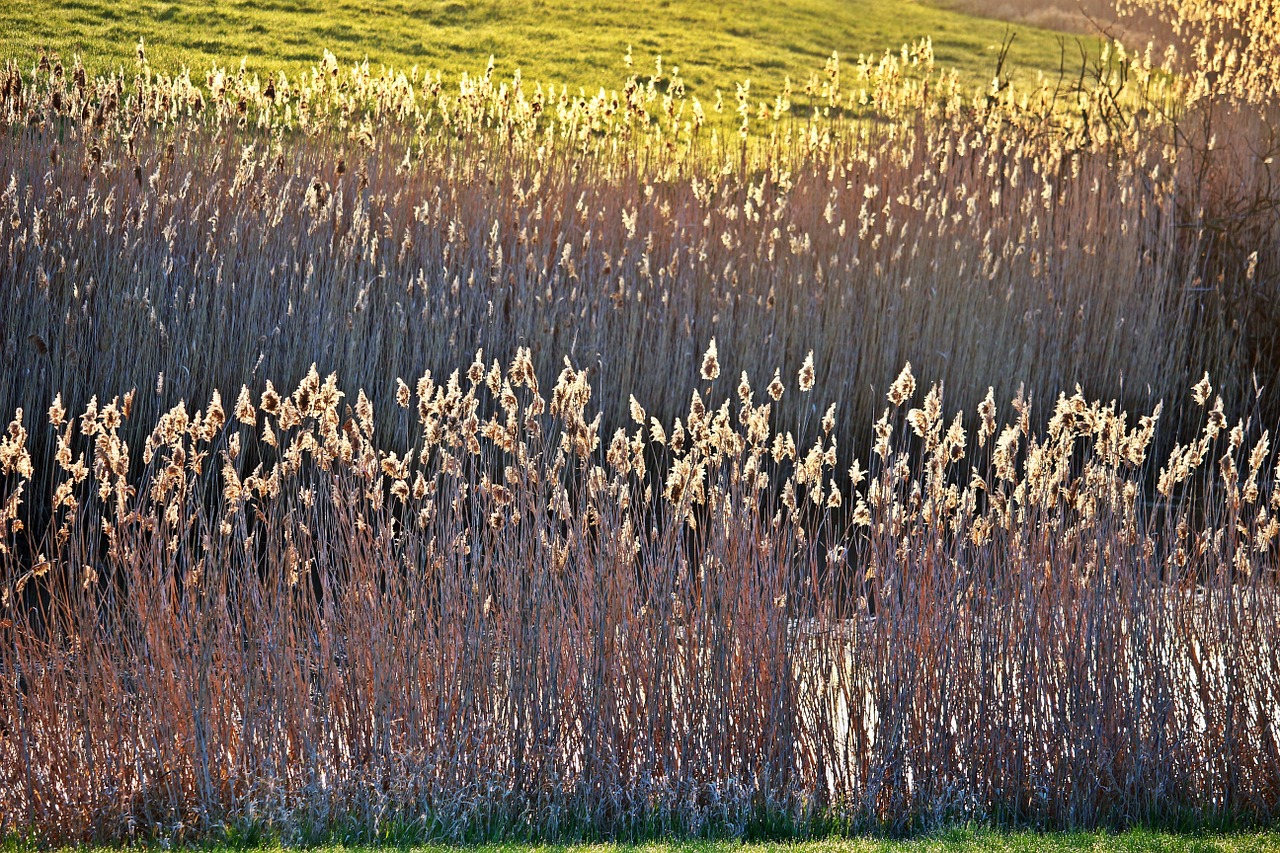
(16, 832, 1280, 853)
(1, 0, 1099, 105)
(446, 835, 1280, 853)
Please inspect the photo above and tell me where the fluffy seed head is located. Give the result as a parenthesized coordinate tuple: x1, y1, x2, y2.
(767, 369, 784, 401)
(1192, 372, 1212, 406)
(798, 351, 815, 392)
(888, 362, 915, 407)
(700, 338, 720, 381)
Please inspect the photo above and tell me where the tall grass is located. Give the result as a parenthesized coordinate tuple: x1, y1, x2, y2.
(1, 0, 1279, 841)
(1, 38, 1271, 463)
(1, 357, 1278, 841)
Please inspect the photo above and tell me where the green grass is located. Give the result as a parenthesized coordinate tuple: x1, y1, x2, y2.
(18, 833, 1280, 853)
(0, 0, 1097, 102)
(338, 834, 1278, 852)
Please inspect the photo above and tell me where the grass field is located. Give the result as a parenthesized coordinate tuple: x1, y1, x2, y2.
(0, 0, 1096, 100)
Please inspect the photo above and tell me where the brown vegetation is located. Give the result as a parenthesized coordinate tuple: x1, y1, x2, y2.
(1, 356, 1279, 841)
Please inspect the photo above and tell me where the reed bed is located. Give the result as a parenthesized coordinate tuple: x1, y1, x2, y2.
(2, 0, 1280, 841)
(1, 357, 1278, 841)
(1, 36, 1274, 466)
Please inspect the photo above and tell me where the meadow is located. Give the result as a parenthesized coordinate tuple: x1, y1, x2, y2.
(0, 0, 1089, 101)
(2, 0, 1280, 845)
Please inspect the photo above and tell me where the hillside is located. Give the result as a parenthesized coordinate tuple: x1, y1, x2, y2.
(1, 0, 1097, 100)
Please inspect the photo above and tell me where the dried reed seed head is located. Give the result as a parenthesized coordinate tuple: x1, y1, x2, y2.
(1249, 431, 1270, 472)
(978, 387, 997, 447)
(767, 369, 784, 401)
(822, 403, 837, 435)
(700, 337, 720, 381)
(80, 395, 99, 436)
(100, 399, 121, 432)
(1207, 398, 1227, 437)
(499, 381, 518, 415)
(689, 390, 706, 421)
(670, 419, 685, 454)
(277, 398, 301, 431)
(1229, 423, 1245, 451)
(873, 409, 894, 461)
(848, 458, 866, 489)
(48, 393, 65, 427)
(650, 417, 666, 445)
(468, 350, 486, 386)
(356, 390, 374, 433)
(888, 362, 915, 407)
(261, 381, 281, 415)
(235, 387, 256, 424)
(737, 371, 752, 405)
(486, 360, 503, 395)
(944, 413, 966, 462)
(923, 384, 942, 426)
(204, 390, 226, 436)
(907, 408, 929, 438)
(1193, 372, 1212, 406)
(416, 371, 435, 407)
(391, 479, 410, 502)
(798, 350, 815, 392)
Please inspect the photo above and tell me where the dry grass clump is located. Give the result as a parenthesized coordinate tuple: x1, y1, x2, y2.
(1, 358, 1278, 842)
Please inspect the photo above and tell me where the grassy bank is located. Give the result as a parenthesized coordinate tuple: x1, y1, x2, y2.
(0, 0, 1092, 95)
(17, 833, 1280, 851)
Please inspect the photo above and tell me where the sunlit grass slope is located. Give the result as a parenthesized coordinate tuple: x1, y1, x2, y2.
(1, 0, 1091, 97)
